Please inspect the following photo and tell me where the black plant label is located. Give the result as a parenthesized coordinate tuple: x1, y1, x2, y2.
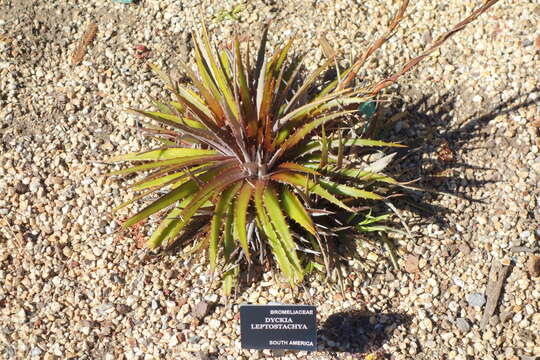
(240, 304, 317, 351)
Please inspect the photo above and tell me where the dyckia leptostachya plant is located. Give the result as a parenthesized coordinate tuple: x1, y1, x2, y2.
(108, 0, 501, 294)
(107, 25, 404, 291)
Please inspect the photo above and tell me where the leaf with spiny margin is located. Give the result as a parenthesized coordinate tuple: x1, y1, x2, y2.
(253, 25, 269, 88)
(176, 62, 225, 123)
(223, 202, 235, 262)
(192, 39, 224, 125)
(151, 99, 174, 114)
(130, 171, 187, 191)
(271, 172, 352, 211)
(129, 109, 184, 131)
(218, 48, 233, 80)
(255, 57, 267, 122)
(147, 166, 245, 249)
(129, 162, 213, 191)
(234, 36, 256, 137)
(123, 177, 200, 229)
(113, 186, 162, 212)
(338, 138, 406, 148)
(136, 110, 181, 124)
(288, 137, 406, 159)
(304, 95, 373, 118)
(253, 180, 297, 284)
(273, 90, 352, 131)
(259, 58, 276, 129)
(114, 175, 194, 212)
(316, 65, 354, 98)
(123, 165, 229, 229)
(107, 155, 227, 176)
(172, 88, 243, 157)
(222, 266, 239, 296)
(175, 86, 216, 122)
(146, 205, 184, 250)
(282, 57, 334, 114)
(335, 168, 398, 184)
(209, 182, 242, 270)
(263, 185, 303, 279)
(281, 187, 316, 235)
(152, 137, 177, 147)
(318, 179, 383, 200)
(200, 24, 237, 119)
(277, 162, 320, 176)
(274, 39, 293, 76)
(106, 158, 183, 176)
(108, 148, 218, 163)
(234, 182, 253, 261)
(148, 62, 173, 88)
(320, 125, 329, 169)
(278, 110, 356, 154)
(263, 185, 296, 253)
(274, 54, 306, 118)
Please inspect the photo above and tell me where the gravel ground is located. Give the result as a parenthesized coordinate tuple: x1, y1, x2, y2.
(1, 0, 539, 359)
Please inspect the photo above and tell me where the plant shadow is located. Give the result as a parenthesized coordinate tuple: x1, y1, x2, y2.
(161, 88, 539, 296)
(318, 309, 411, 356)
(156, 50, 539, 296)
(326, 86, 539, 284)
(374, 87, 540, 229)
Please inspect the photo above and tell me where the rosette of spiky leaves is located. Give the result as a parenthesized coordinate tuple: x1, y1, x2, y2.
(107, 25, 406, 293)
(107, 0, 504, 294)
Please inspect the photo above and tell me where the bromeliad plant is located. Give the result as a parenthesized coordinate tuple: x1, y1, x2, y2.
(107, 0, 500, 293)
(108, 26, 403, 290)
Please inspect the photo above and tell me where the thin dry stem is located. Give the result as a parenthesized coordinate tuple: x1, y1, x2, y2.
(371, 0, 501, 95)
(339, 0, 410, 90)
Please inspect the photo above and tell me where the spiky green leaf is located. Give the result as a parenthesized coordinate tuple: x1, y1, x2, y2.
(209, 182, 242, 270)
(234, 182, 253, 261)
(271, 172, 352, 211)
(109, 148, 218, 163)
(281, 187, 316, 235)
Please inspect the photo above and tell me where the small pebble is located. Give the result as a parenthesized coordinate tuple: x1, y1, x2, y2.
(467, 293, 486, 307)
(455, 318, 471, 332)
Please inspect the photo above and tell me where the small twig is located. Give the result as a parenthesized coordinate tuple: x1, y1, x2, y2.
(509, 246, 538, 253)
(384, 200, 413, 240)
(382, 236, 399, 270)
(371, 0, 500, 95)
(71, 22, 97, 65)
(480, 259, 511, 329)
(339, 0, 410, 90)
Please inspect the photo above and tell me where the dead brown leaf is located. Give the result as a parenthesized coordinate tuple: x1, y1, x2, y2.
(71, 22, 97, 65)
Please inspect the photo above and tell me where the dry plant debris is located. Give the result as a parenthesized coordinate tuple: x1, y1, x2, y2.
(480, 259, 511, 329)
(70, 22, 97, 65)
